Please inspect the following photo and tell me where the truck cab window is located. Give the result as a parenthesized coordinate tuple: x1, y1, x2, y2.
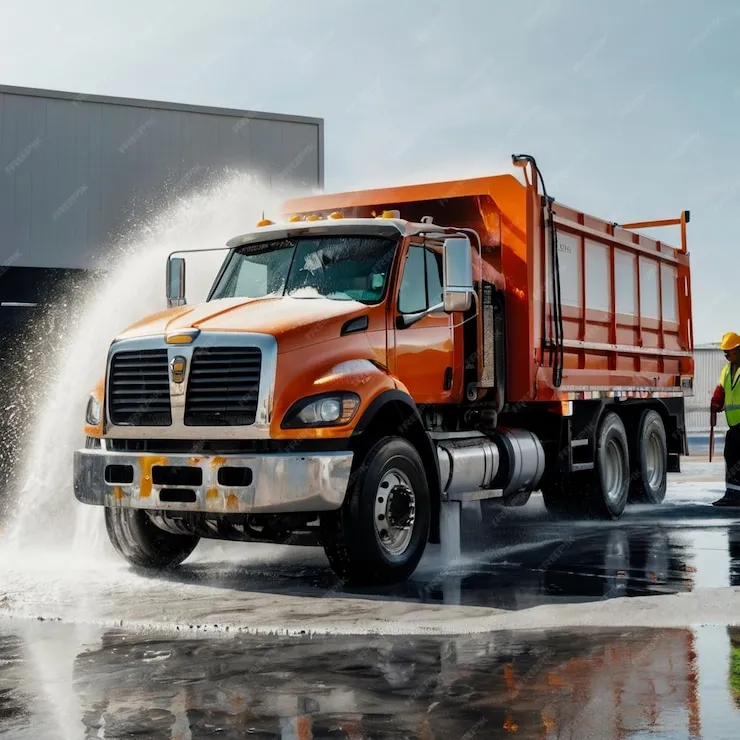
(234, 260, 268, 297)
(213, 243, 292, 299)
(398, 246, 444, 314)
(211, 236, 396, 304)
(287, 236, 394, 302)
(398, 247, 427, 313)
(425, 248, 443, 307)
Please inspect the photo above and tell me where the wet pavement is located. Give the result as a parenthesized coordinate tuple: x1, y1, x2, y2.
(2, 463, 740, 633)
(134, 461, 740, 612)
(2, 461, 740, 737)
(1, 620, 739, 739)
(154, 498, 740, 611)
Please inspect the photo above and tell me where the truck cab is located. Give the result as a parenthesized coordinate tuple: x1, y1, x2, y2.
(74, 156, 692, 584)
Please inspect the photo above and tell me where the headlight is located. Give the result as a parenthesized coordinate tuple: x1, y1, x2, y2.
(281, 392, 360, 429)
(86, 394, 102, 425)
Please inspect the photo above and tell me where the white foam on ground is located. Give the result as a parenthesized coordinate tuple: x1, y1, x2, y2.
(1, 564, 739, 638)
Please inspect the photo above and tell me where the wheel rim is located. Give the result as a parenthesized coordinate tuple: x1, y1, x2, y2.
(603, 439, 625, 506)
(645, 431, 664, 491)
(374, 468, 416, 557)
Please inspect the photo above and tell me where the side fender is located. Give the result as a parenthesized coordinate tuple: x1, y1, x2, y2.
(352, 389, 441, 543)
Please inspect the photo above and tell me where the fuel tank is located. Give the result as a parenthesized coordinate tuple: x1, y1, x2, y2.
(436, 428, 545, 499)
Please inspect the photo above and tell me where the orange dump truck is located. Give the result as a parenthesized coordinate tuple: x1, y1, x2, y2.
(74, 154, 694, 584)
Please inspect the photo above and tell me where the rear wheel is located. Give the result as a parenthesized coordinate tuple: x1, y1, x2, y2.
(588, 411, 630, 519)
(542, 411, 630, 520)
(321, 436, 431, 585)
(105, 507, 199, 569)
(629, 409, 667, 504)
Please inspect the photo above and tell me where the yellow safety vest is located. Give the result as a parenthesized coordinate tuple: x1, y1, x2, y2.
(721, 363, 740, 427)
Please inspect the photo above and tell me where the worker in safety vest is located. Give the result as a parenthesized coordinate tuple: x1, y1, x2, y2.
(710, 332, 740, 506)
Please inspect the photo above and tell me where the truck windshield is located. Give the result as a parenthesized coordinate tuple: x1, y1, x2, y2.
(210, 235, 397, 304)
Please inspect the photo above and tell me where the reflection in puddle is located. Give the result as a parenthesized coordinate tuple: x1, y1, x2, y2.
(1, 622, 740, 738)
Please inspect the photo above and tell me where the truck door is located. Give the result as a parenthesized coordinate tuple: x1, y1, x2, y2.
(391, 244, 457, 404)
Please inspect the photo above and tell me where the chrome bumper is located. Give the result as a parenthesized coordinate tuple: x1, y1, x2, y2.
(73, 448, 354, 514)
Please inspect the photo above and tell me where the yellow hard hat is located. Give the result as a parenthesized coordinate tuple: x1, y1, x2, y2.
(720, 332, 740, 351)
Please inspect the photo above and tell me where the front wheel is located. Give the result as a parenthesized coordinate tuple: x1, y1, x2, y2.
(321, 436, 431, 585)
(105, 507, 199, 569)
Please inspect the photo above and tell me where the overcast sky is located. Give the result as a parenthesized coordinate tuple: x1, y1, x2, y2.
(1, 0, 737, 342)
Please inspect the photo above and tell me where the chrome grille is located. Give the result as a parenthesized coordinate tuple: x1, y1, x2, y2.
(184, 347, 262, 426)
(108, 349, 172, 426)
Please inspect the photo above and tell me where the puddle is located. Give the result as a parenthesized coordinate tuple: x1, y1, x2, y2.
(152, 511, 740, 611)
(1, 620, 738, 739)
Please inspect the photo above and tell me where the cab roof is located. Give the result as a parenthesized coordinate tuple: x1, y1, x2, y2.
(226, 217, 465, 249)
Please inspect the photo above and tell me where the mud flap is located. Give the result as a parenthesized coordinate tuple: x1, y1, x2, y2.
(668, 452, 681, 473)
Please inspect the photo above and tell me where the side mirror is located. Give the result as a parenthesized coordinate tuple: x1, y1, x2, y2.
(167, 256, 186, 308)
(442, 236, 475, 313)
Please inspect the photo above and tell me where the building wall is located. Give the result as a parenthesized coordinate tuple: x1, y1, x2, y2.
(0, 85, 323, 499)
(0, 84, 323, 272)
(687, 345, 727, 434)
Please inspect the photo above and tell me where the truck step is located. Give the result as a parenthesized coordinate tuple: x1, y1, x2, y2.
(571, 462, 595, 472)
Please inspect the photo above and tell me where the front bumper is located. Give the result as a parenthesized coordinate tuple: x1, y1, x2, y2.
(73, 447, 354, 514)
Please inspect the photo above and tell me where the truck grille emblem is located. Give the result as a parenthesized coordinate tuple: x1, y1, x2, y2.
(170, 356, 187, 384)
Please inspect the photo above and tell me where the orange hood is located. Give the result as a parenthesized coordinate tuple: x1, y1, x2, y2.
(116, 296, 372, 353)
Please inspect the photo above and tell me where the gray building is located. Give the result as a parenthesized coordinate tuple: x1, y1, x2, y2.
(0, 84, 323, 493)
(0, 84, 323, 274)
(687, 344, 726, 435)
(684, 343, 728, 456)
(0, 83, 323, 355)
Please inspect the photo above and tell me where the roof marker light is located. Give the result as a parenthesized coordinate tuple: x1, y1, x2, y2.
(328, 211, 344, 219)
(306, 214, 321, 221)
(289, 214, 302, 222)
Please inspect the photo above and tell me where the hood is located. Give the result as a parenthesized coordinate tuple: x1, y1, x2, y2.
(115, 296, 371, 351)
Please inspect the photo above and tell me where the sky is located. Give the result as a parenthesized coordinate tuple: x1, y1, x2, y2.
(1, 0, 738, 343)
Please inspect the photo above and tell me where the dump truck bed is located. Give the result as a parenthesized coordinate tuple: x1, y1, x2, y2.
(540, 196, 693, 402)
(284, 172, 694, 404)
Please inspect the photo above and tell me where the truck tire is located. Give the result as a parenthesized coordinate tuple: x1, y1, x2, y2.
(542, 412, 630, 520)
(105, 507, 199, 569)
(629, 409, 667, 504)
(588, 411, 630, 519)
(320, 436, 431, 585)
